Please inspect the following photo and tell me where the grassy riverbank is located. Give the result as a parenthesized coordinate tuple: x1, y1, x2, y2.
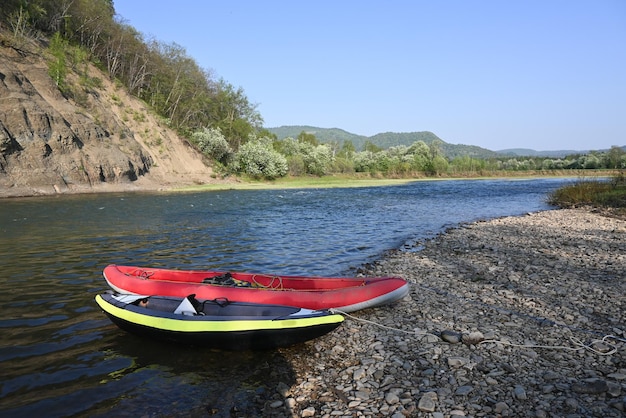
(180, 170, 617, 193)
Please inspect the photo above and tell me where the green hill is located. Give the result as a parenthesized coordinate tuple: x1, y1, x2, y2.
(267, 126, 500, 159)
(267, 126, 623, 159)
(497, 148, 585, 158)
(267, 126, 367, 145)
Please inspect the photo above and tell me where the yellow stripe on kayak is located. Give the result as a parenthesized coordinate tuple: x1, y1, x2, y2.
(95, 295, 343, 332)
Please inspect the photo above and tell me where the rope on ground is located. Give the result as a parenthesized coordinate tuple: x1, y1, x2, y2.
(479, 335, 620, 356)
(329, 309, 622, 356)
(330, 308, 440, 340)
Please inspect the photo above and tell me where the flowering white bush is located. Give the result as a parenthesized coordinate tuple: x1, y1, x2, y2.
(191, 127, 232, 164)
(235, 136, 288, 179)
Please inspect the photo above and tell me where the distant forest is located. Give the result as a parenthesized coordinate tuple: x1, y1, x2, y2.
(2, 1, 624, 180)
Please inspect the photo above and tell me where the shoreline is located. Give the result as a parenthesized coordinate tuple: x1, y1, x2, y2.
(0, 172, 593, 199)
(264, 208, 625, 417)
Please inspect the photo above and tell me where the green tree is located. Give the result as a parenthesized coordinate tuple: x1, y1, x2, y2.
(338, 140, 356, 158)
(209, 80, 263, 149)
(606, 146, 626, 169)
(297, 131, 319, 146)
(364, 140, 381, 153)
(48, 32, 67, 91)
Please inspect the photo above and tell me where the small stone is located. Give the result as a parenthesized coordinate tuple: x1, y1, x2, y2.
(385, 391, 400, 404)
(447, 356, 469, 368)
(354, 390, 370, 400)
(353, 368, 366, 380)
(331, 345, 345, 354)
(502, 363, 517, 373)
(513, 385, 527, 400)
(564, 397, 578, 411)
(418, 391, 437, 412)
(495, 402, 509, 413)
(609, 400, 624, 412)
(461, 331, 485, 345)
(455, 385, 473, 396)
(607, 381, 622, 397)
(485, 377, 498, 385)
(301, 406, 316, 417)
(591, 341, 614, 353)
(270, 400, 283, 408)
(572, 378, 609, 394)
(441, 330, 462, 343)
(276, 381, 291, 397)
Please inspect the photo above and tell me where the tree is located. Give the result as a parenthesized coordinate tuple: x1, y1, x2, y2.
(364, 141, 381, 153)
(339, 140, 356, 158)
(209, 80, 263, 149)
(606, 146, 626, 169)
(297, 131, 318, 146)
(48, 32, 68, 91)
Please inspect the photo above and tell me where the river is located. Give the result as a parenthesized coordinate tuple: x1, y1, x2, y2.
(0, 178, 574, 417)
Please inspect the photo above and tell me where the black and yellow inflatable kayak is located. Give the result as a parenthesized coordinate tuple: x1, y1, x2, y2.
(95, 292, 343, 350)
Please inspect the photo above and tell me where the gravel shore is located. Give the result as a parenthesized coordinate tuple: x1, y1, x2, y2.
(266, 208, 625, 417)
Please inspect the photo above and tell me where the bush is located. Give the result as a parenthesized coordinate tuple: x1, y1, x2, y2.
(548, 172, 626, 209)
(234, 136, 288, 179)
(191, 127, 233, 164)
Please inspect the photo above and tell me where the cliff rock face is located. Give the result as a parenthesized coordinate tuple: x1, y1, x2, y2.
(0, 41, 215, 197)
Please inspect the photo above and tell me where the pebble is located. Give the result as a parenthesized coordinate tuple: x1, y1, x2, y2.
(461, 331, 485, 345)
(572, 378, 609, 394)
(301, 406, 316, 417)
(385, 391, 399, 404)
(455, 385, 473, 396)
(418, 391, 438, 412)
(441, 330, 462, 344)
(447, 356, 469, 368)
(513, 385, 528, 400)
(264, 209, 626, 418)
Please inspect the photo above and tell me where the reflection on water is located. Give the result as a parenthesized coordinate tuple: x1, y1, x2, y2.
(0, 178, 573, 416)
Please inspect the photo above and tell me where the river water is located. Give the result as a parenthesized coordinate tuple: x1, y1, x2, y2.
(0, 178, 573, 417)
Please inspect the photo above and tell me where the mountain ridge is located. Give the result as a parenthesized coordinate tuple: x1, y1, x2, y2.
(267, 125, 615, 158)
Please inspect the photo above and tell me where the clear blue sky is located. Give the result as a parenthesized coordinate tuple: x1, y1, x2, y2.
(113, 0, 625, 151)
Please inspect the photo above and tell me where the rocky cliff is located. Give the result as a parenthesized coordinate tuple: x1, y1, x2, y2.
(0, 39, 217, 197)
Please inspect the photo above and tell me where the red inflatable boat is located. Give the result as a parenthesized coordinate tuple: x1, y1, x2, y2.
(102, 264, 409, 313)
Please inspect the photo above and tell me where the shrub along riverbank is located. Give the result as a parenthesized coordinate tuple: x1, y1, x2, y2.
(548, 171, 626, 218)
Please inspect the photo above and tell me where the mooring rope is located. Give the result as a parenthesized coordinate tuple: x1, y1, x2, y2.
(329, 308, 622, 356)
